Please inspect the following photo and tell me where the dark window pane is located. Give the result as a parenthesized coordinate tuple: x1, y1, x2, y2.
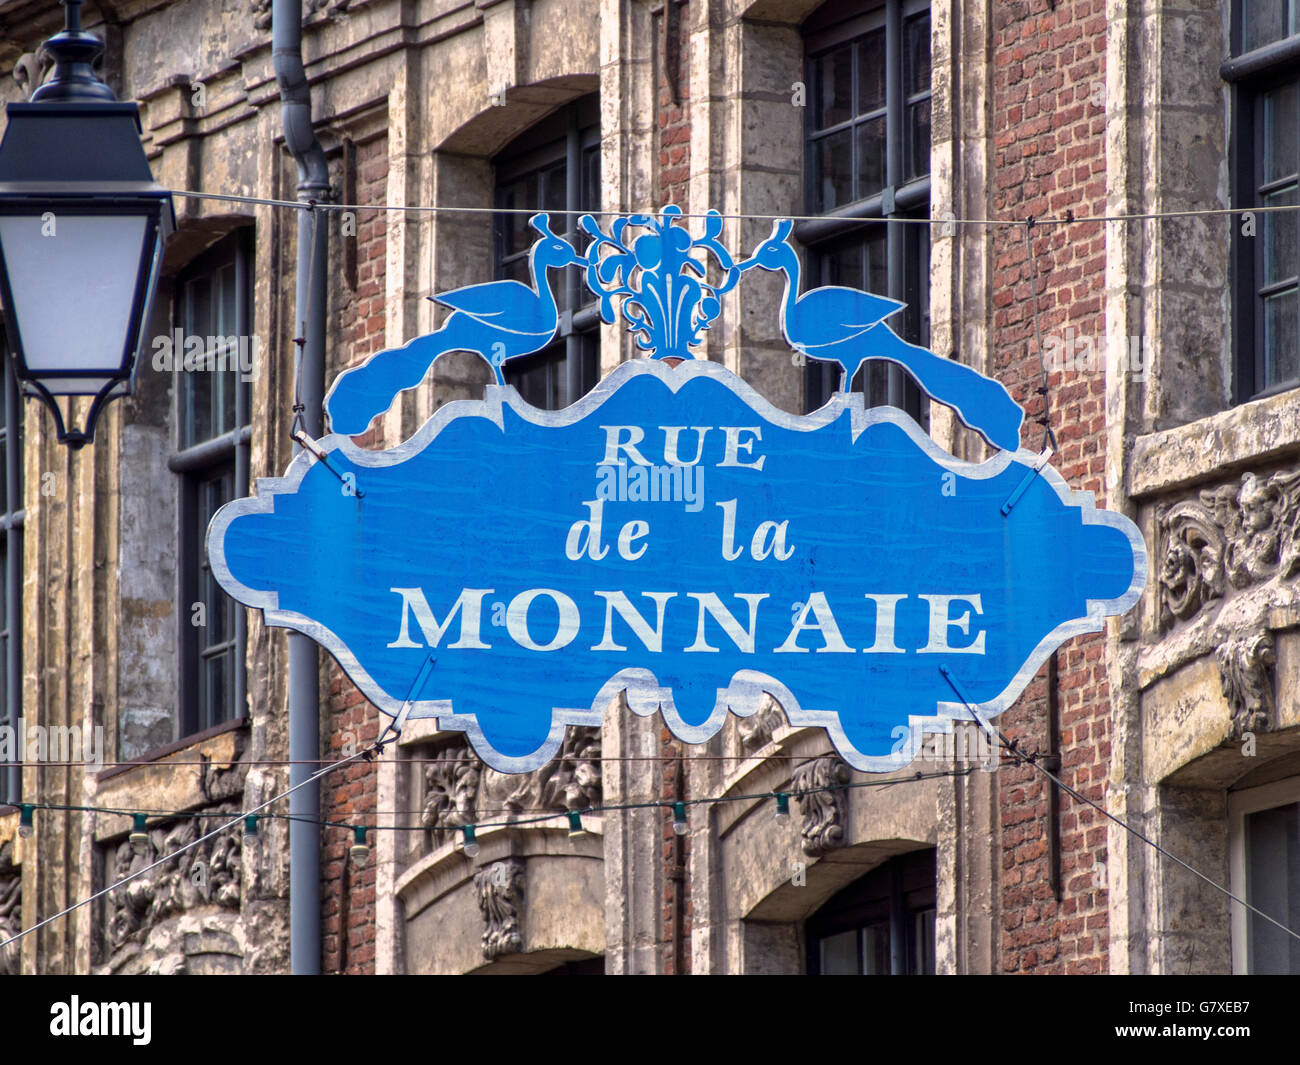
(855, 116, 887, 197)
(1264, 83, 1299, 184)
(1263, 187, 1298, 285)
(863, 924, 890, 974)
(820, 241, 864, 289)
(542, 162, 567, 217)
(866, 229, 888, 296)
(185, 367, 213, 447)
(816, 46, 854, 129)
(1245, 801, 1300, 973)
(581, 146, 601, 247)
(503, 256, 531, 285)
(815, 129, 853, 211)
(856, 31, 886, 114)
(905, 13, 932, 95)
(499, 175, 538, 258)
(1263, 287, 1299, 385)
(913, 910, 937, 974)
(505, 343, 565, 410)
(1242, 0, 1294, 52)
(905, 98, 932, 182)
(189, 276, 213, 336)
(819, 929, 859, 974)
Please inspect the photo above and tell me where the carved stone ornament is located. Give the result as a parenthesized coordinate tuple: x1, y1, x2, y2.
(1157, 469, 1300, 629)
(474, 858, 524, 960)
(103, 804, 242, 958)
(738, 696, 786, 756)
(0, 841, 19, 975)
(791, 756, 851, 857)
(1216, 630, 1276, 739)
(13, 49, 52, 100)
(255, 0, 350, 29)
(422, 727, 601, 845)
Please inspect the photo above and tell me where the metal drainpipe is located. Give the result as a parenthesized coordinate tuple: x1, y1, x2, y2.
(272, 0, 329, 976)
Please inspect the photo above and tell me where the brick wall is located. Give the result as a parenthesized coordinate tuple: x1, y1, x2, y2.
(320, 134, 387, 975)
(657, 1, 691, 210)
(990, 0, 1110, 974)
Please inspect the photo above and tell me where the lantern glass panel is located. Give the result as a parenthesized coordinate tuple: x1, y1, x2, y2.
(0, 212, 147, 384)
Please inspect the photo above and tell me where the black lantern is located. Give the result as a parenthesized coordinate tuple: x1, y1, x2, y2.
(0, 0, 174, 448)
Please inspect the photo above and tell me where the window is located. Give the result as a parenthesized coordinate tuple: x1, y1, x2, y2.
(493, 95, 601, 410)
(1226, 2, 1300, 399)
(0, 351, 20, 802)
(806, 849, 936, 974)
(170, 234, 250, 738)
(800, 0, 931, 415)
(1230, 777, 1300, 974)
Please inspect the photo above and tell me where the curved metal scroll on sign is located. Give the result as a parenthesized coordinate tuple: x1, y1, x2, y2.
(213, 206, 1147, 775)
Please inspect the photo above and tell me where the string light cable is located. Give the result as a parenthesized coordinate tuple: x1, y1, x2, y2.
(168, 188, 1300, 227)
(939, 665, 1300, 946)
(0, 764, 976, 958)
(0, 728, 394, 954)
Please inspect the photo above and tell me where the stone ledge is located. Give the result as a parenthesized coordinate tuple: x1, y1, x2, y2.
(1130, 388, 1300, 499)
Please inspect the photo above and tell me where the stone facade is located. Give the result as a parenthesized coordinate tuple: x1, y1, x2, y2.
(0, 0, 1295, 975)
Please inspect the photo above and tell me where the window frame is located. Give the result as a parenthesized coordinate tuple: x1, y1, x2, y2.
(0, 349, 21, 803)
(798, 0, 932, 416)
(1228, 774, 1300, 974)
(805, 847, 937, 974)
(168, 232, 251, 740)
(492, 96, 602, 411)
(1225, 3, 1300, 401)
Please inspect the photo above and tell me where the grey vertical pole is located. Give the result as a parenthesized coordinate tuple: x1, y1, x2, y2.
(563, 109, 581, 407)
(885, 0, 906, 411)
(273, 0, 330, 976)
(233, 246, 249, 726)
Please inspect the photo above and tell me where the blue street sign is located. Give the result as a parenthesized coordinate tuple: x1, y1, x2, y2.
(209, 208, 1146, 773)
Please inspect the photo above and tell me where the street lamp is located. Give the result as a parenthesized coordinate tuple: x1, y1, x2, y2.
(0, 0, 174, 448)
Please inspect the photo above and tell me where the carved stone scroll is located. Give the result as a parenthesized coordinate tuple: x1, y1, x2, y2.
(791, 756, 851, 857)
(474, 858, 524, 960)
(1217, 630, 1276, 739)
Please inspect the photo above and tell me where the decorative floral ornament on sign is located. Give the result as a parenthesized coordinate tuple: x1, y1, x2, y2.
(210, 207, 1146, 773)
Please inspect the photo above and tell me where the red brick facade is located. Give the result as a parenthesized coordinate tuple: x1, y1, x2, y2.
(991, 0, 1110, 974)
(320, 133, 387, 975)
(657, 0, 693, 975)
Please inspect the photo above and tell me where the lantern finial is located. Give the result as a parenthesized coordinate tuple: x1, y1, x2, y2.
(30, 0, 118, 104)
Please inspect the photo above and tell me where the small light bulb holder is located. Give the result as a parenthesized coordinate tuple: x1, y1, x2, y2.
(775, 792, 791, 822)
(567, 809, 587, 839)
(129, 813, 150, 855)
(18, 804, 34, 838)
(243, 814, 259, 841)
(462, 824, 480, 857)
(349, 825, 369, 865)
(672, 802, 688, 836)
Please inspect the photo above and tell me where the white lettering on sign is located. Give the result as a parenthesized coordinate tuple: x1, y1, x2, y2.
(506, 588, 581, 651)
(916, 593, 987, 654)
(387, 588, 492, 649)
(597, 425, 769, 470)
(591, 591, 675, 652)
(389, 588, 991, 656)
